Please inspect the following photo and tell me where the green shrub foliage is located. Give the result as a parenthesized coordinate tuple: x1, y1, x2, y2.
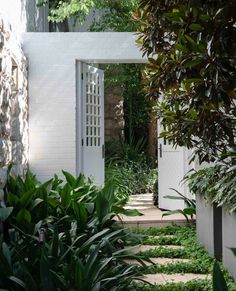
(0, 171, 144, 290)
(135, 0, 236, 163)
(105, 139, 157, 196)
(185, 151, 236, 213)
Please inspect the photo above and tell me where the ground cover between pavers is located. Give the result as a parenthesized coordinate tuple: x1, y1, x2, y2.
(128, 226, 236, 290)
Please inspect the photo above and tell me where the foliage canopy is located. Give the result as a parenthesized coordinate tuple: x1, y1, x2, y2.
(135, 0, 236, 162)
(40, 0, 139, 31)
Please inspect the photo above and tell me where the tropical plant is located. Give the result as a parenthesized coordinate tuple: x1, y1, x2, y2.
(162, 189, 196, 222)
(0, 170, 146, 290)
(106, 158, 157, 197)
(212, 248, 236, 291)
(213, 260, 228, 291)
(184, 151, 236, 213)
(135, 0, 236, 163)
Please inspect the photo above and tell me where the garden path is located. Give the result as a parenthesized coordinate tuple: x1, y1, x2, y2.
(127, 226, 214, 289)
(121, 193, 193, 228)
(122, 196, 214, 288)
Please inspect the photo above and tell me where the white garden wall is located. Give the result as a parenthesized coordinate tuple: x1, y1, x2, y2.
(0, 0, 48, 35)
(22, 32, 146, 181)
(222, 210, 236, 280)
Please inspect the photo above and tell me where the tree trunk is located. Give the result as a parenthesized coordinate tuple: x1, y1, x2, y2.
(147, 110, 157, 164)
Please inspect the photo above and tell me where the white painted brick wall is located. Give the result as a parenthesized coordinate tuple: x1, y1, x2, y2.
(22, 32, 147, 181)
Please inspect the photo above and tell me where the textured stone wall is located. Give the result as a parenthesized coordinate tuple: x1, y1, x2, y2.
(105, 86, 124, 142)
(0, 16, 28, 199)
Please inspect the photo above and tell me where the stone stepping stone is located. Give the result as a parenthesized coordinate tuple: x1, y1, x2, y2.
(130, 244, 184, 254)
(148, 235, 175, 238)
(125, 257, 191, 266)
(142, 273, 211, 285)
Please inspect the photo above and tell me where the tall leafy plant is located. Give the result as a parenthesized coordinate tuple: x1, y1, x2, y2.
(0, 170, 145, 290)
(184, 151, 236, 212)
(135, 0, 236, 163)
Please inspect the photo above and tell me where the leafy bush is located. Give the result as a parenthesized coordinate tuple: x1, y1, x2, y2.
(106, 160, 157, 197)
(184, 153, 236, 212)
(105, 138, 157, 197)
(105, 137, 147, 163)
(0, 170, 145, 290)
(135, 0, 236, 163)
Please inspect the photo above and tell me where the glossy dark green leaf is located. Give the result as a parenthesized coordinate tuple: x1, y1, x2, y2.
(0, 207, 13, 222)
(213, 261, 228, 291)
(62, 170, 76, 186)
(40, 254, 54, 291)
(189, 23, 203, 31)
(2, 243, 11, 268)
(16, 209, 31, 224)
(8, 276, 26, 289)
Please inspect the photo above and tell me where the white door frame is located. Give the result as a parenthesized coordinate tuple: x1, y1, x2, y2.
(76, 61, 105, 185)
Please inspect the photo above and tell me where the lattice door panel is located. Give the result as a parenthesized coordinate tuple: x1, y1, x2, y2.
(81, 63, 104, 185)
(85, 69, 102, 148)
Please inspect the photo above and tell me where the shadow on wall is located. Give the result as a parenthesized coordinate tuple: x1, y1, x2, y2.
(20, 0, 49, 32)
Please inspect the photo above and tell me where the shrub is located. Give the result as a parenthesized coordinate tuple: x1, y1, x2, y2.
(184, 152, 236, 212)
(105, 138, 158, 197)
(0, 170, 145, 290)
(106, 160, 157, 197)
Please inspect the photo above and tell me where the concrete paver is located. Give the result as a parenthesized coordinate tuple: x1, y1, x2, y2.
(130, 244, 184, 254)
(143, 273, 210, 285)
(125, 257, 191, 266)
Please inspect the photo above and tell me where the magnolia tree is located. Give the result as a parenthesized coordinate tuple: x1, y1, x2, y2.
(135, 0, 236, 163)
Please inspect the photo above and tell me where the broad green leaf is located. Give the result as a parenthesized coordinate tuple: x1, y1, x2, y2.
(23, 270, 38, 291)
(189, 23, 203, 31)
(2, 243, 11, 267)
(52, 225, 59, 258)
(163, 195, 184, 200)
(78, 229, 110, 254)
(62, 170, 76, 186)
(7, 193, 19, 207)
(183, 207, 196, 215)
(40, 254, 54, 291)
(230, 248, 236, 256)
(162, 209, 189, 222)
(16, 209, 31, 224)
(0, 247, 12, 276)
(50, 270, 67, 289)
(73, 202, 88, 226)
(75, 258, 84, 287)
(118, 208, 143, 217)
(8, 276, 26, 289)
(96, 192, 110, 223)
(213, 261, 228, 291)
(0, 207, 13, 222)
(31, 198, 44, 210)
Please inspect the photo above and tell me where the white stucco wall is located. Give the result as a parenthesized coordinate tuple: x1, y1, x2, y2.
(196, 195, 214, 256)
(0, 0, 48, 36)
(22, 32, 147, 181)
(223, 211, 236, 281)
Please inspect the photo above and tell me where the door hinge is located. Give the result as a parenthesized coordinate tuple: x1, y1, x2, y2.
(102, 144, 105, 159)
(82, 139, 84, 146)
(159, 143, 162, 158)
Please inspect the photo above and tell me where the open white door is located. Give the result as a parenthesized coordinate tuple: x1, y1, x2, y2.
(158, 121, 190, 210)
(77, 62, 104, 185)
